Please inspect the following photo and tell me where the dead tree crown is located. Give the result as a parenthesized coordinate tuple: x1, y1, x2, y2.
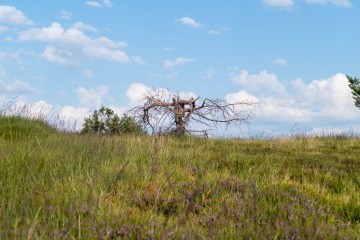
(128, 88, 258, 136)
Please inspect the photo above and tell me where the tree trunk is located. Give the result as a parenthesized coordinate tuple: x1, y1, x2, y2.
(175, 120, 186, 135)
(174, 99, 186, 135)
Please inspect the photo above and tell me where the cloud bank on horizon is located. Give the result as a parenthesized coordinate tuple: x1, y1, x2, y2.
(0, 0, 359, 135)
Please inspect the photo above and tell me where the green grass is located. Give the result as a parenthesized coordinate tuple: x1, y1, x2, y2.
(0, 115, 359, 239)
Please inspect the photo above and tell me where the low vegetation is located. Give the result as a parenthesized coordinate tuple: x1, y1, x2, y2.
(0, 115, 359, 239)
(82, 105, 145, 135)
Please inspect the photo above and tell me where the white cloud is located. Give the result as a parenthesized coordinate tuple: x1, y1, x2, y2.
(292, 73, 356, 118)
(60, 10, 72, 20)
(72, 22, 97, 32)
(229, 71, 360, 127)
(332, 0, 352, 7)
(126, 82, 199, 107)
(259, 96, 312, 122)
(0, 5, 33, 25)
(0, 79, 37, 94)
(272, 58, 287, 66)
(164, 57, 193, 68)
(231, 70, 287, 96)
(304, 0, 351, 7)
(103, 0, 113, 8)
(179, 91, 198, 100)
(226, 90, 260, 104)
(177, 17, 203, 28)
(75, 85, 108, 108)
(86, 1, 102, 8)
(42, 46, 76, 66)
(126, 83, 151, 105)
(19, 22, 130, 66)
(86, 0, 113, 8)
(60, 106, 90, 130)
(27, 101, 55, 119)
(305, 0, 326, 4)
(0, 99, 54, 120)
(131, 56, 147, 65)
(19, 22, 64, 42)
(225, 90, 262, 116)
(262, 0, 294, 8)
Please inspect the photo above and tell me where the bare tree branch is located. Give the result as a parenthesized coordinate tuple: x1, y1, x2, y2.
(127, 88, 258, 136)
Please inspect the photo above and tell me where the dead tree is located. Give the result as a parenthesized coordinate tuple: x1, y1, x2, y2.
(127, 88, 258, 136)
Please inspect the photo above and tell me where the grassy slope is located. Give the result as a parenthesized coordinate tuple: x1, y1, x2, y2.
(0, 116, 359, 239)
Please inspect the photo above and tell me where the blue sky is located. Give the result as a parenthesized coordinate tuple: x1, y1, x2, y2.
(0, 0, 359, 136)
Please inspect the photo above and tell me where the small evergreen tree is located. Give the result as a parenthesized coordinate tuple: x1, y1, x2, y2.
(82, 105, 145, 135)
(347, 75, 360, 108)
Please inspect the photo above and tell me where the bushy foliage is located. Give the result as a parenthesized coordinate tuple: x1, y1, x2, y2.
(347, 75, 360, 108)
(81, 105, 145, 135)
(118, 114, 146, 134)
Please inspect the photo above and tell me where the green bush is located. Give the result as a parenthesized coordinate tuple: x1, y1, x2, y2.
(81, 105, 145, 135)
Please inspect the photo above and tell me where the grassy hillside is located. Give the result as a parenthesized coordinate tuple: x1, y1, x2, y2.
(0, 115, 359, 239)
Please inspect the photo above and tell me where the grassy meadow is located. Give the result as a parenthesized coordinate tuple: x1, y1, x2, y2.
(0, 115, 359, 239)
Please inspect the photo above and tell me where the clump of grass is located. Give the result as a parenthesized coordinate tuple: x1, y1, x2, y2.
(0, 106, 359, 239)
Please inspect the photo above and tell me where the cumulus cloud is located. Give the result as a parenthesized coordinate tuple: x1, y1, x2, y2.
(177, 17, 203, 28)
(126, 83, 151, 105)
(126, 82, 199, 107)
(164, 57, 193, 68)
(231, 70, 287, 96)
(0, 5, 33, 25)
(0, 99, 55, 120)
(19, 22, 130, 66)
(59, 106, 90, 129)
(225, 90, 260, 104)
(262, 0, 294, 8)
(75, 85, 108, 108)
(179, 91, 198, 100)
(292, 73, 356, 118)
(229, 71, 360, 127)
(304, 0, 352, 7)
(42, 46, 76, 66)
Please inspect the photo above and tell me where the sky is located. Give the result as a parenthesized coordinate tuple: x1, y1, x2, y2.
(0, 0, 360, 136)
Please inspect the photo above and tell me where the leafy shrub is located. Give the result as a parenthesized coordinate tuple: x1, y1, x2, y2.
(81, 105, 145, 135)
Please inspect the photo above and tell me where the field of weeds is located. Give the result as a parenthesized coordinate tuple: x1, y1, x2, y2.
(0, 115, 359, 239)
